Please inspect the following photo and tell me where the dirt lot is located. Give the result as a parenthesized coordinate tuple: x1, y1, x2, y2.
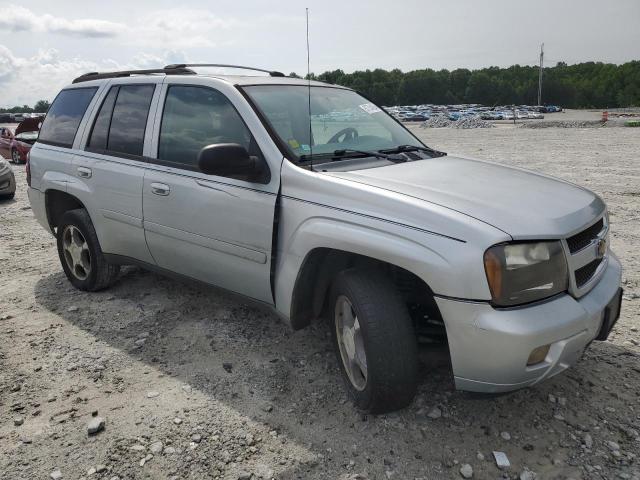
(1, 122, 639, 480)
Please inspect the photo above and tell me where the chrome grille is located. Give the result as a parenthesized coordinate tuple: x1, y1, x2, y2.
(575, 258, 603, 288)
(562, 214, 608, 297)
(566, 218, 604, 253)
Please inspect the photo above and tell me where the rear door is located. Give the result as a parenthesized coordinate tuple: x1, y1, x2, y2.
(142, 78, 280, 303)
(73, 78, 162, 264)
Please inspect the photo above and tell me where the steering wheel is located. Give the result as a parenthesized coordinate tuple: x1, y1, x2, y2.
(328, 127, 359, 144)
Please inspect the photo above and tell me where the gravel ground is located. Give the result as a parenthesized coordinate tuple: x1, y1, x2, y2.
(1, 123, 639, 480)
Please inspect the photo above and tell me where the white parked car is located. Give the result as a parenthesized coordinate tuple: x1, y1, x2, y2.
(27, 65, 622, 413)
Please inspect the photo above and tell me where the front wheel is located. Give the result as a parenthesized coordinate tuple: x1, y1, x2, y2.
(56, 209, 120, 291)
(329, 268, 418, 413)
(11, 149, 20, 164)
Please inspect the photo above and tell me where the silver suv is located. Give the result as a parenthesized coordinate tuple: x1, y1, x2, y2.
(28, 64, 622, 413)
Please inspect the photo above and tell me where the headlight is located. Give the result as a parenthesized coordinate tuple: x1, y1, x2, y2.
(484, 241, 568, 307)
(0, 158, 8, 174)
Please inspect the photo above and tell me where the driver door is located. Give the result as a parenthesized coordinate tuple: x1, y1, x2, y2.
(142, 80, 278, 303)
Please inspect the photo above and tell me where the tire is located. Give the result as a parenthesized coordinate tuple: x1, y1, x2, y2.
(329, 268, 418, 413)
(56, 209, 119, 291)
(11, 149, 20, 164)
(0, 192, 15, 200)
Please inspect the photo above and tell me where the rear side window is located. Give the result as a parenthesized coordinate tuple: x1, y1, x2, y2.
(87, 84, 155, 157)
(38, 87, 98, 148)
(87, 87, 118, 150)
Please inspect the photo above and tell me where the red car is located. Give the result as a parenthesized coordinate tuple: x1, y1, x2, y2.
(0, 117, 43, 164)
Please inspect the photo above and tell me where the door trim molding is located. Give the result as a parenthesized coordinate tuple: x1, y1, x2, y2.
(143, 220, 268, 264)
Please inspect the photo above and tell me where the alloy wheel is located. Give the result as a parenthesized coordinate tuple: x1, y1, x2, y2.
(335, 295, 368, 391)
(62, 225, 91, 280)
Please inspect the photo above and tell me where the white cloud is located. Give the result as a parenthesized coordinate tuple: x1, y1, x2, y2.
(0, 5, 124, 38)
(0, 6, 307, 106)
(131, 8, 243, 49)
(0, 4, 301, 48)
(0, 45, 194, 107)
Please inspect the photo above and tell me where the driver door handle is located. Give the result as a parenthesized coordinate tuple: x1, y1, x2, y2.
(151, 182, 170, 196)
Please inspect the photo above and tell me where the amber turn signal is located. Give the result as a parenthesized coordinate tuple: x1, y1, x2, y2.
(483, 249, 503, 299)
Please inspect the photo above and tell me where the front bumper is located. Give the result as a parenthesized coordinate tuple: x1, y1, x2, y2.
(436, 253, 622, 393)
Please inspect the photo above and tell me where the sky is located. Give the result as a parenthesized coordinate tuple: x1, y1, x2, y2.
(0, 0, 639, 107)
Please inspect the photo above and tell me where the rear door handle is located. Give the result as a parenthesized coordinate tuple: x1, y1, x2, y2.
(77, 166, 92, 178)
(150, 182, 170, 196)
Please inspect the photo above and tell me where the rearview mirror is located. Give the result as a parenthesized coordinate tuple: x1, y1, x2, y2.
(197, 143, 269, 183)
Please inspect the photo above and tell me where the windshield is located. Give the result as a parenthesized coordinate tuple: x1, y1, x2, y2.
(243, 85, 424, 161)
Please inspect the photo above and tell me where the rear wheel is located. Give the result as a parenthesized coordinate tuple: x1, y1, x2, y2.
(56, 209, 119, 291)
(329, 268, 418, 413)
(11, 149, 20, 164)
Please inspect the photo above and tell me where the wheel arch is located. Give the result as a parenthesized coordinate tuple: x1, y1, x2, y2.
(45, 189, 87, 232)
(288, 247, 444, 333)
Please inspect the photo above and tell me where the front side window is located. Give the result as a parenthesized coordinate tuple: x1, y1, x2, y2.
(243, 85, 423, 162)
(158, 85, 255, 168)
(38, 87, 98, 147)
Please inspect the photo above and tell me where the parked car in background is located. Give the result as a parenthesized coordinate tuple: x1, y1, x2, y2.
(9, 116, 43, 163)
(0, 127, 14, 159)
(0, 157, 16, 199)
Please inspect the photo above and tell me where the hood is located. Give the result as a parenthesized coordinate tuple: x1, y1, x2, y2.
(328, 156, 604, 239)
(15, 116, 43, 136)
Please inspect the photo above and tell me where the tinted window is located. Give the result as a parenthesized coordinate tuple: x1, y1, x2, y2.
(38, 88, 97, 147)
(88, 87, 118, 150)
(158, 86, 254, 167)
(107, 85, 155, 156)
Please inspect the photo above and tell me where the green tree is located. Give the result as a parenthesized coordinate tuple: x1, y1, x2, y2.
(34, 100, 50, 112)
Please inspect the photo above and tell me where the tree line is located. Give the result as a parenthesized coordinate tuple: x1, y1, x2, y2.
(0, 100, 51, 114)
(3, 61, 639, 112)
(292, 61, 640, 108)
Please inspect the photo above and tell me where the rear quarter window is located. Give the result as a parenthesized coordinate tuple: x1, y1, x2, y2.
(38, 87, 98, 148)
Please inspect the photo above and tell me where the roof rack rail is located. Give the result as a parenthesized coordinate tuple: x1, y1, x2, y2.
(72, 66, 196, 84)
(164, 64, 286, 77)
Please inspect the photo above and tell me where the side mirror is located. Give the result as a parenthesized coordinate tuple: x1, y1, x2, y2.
(197, 143, 269, 183)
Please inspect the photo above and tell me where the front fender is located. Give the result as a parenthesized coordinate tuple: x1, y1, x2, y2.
(275, 215, 460, 322)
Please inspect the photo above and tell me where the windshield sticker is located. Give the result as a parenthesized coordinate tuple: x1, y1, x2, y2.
(300, 144, 311, 152)
(359, 103, 382, 114)
(288, 139, 300, 149)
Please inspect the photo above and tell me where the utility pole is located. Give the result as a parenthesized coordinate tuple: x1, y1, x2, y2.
(537, 43, 544, 106)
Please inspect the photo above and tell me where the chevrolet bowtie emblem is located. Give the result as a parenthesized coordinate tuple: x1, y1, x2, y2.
(596, 238, 608, 258)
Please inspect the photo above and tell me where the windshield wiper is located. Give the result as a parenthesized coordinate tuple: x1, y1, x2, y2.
(333, 149, 406, 162)
(300, 149, 405, 163)
(380, 144, 447, 157)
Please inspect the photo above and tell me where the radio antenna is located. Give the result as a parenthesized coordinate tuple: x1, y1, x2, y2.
(306, 7, 313, 170)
